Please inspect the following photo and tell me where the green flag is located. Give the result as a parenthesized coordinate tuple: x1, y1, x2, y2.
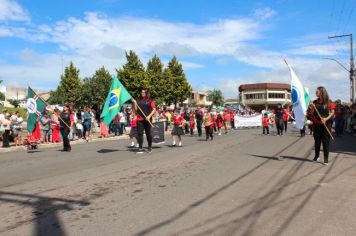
(101, 76, 132, 126)
(26, 87, 47, 133)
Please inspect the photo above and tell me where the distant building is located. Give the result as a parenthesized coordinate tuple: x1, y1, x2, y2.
(224, 98, 241, 111)
(183, 91, 213, 108)
(239, 83, 291, 111)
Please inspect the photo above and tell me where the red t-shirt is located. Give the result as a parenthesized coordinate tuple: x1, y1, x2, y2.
(70, 114, 74, 122)
(283, 110, 289, 122)
(137, 101, 156, 121)
(131, 115, 138, 128)
(173, 114, 184, 125)
(263, 117, 269, 127)
(223, 112, 230, 121)
(307, 100, 335, 125)
(230, 112, 235, 122)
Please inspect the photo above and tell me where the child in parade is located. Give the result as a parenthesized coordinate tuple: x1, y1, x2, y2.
(262, 113, 269, 135)
(216, 113, 224, 135)
(171, 109, 185, 147)
(100, 119, 109, 138)
(129, 110, 138, 148)
(204, 112, 214, 141)
(223, 109, 229, 134)
(76, 119, 83, 139)
(189, 111, 195, 136)
(51, 108, 61, 143)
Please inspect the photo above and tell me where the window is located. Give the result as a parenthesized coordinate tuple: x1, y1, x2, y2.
(268, 93, 285, 99)
(287, 94, 291, 99)
(245, 93, 265, 100)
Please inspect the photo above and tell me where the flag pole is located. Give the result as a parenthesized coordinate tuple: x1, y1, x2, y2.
(29, 87, 71, 129)
(310, 103, 334, 140)
(132, 99, 154, 127)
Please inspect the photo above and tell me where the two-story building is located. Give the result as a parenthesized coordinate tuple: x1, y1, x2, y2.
(239, 83, 291, 111)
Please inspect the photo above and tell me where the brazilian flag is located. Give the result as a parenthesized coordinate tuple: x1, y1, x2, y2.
(101, 76, 132, 126)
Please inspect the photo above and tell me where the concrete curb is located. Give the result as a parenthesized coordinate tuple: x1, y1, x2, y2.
(0, 135, 128, 153)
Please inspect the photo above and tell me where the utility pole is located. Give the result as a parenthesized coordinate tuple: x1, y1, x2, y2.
(328, 34, 355, 103)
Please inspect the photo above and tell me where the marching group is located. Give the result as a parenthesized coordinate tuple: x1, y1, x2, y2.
(1, 87, 356, 163)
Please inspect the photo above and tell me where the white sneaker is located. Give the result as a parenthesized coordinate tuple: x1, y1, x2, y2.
(136, 149, 144, 154)
(178, 142, 182, 147)
(136, 144, 139, 148)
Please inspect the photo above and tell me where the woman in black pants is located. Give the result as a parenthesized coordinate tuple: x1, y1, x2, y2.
(307, 87, 335, 165)
(132, 88, 156, 154)
(60, 104, 74, 152)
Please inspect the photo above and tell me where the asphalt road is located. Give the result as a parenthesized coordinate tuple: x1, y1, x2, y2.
(0, 127, 355, 236)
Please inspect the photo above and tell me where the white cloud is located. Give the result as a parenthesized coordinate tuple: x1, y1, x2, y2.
(215, 58, 350, 101)
(0, 0, 29, 21)
(287, 44, 348, 56)
(35, 13, 262, 58)
(254, 7, 276, 20)
(0, 8, 351, 101)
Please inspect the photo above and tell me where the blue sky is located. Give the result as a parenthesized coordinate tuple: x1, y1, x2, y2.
(0, 0, 355, 101)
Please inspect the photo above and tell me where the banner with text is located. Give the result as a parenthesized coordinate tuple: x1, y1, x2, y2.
(234, 114, 262, 127)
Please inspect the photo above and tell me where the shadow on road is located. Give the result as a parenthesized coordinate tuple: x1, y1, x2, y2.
(0, 191, 90, 236)
(135, 137, 306, 236)
(330, 134, 356, 155)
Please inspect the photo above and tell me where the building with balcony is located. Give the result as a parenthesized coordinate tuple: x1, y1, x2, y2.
(183, 91, 213, 108)
(239, 83, 292, 111)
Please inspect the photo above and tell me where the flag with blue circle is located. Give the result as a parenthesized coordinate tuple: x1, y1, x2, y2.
(101, 76, 132, 126)
(287, 62, 311, 129)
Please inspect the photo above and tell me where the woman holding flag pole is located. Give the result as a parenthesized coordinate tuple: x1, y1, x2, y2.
(307, 87, 335, 165)
(132, 88, 156, 154)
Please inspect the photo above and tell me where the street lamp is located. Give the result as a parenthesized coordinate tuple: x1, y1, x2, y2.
(323, 57, 355, 102)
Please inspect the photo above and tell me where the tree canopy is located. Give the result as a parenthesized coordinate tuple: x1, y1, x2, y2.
(207, 89, 224, 106)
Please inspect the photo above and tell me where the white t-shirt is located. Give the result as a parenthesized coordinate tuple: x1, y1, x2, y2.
(0, 113, 5, 122)
(119, 112, 126, 123)
(76, 123, 83, 130)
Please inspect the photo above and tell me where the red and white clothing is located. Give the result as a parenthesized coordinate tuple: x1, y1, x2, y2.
(173, 114, 184, 125)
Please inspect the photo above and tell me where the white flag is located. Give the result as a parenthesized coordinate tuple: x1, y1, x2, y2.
(287, 63, 311, 129)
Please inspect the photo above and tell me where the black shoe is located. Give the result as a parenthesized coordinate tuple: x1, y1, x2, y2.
(147, 147, 152, 153)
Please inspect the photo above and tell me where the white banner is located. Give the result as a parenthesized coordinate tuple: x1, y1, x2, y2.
(234, 114, 262, 127)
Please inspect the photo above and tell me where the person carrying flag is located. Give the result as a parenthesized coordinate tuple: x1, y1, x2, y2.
(60, 104, 74, 152)
(307, 87, 335, 165)
(132, 88, 156, 154)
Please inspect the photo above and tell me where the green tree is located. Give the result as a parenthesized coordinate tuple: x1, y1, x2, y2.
(0, 80, 4, 101)
(81, 67, 112, 106)
(8, 99, 20, 108)
(116, 50, 148, 98)
(164, 56, 192, 107)
(207, 89, 224, 106)
(49, 62, 82, 107)
(146, 54, 165, 105)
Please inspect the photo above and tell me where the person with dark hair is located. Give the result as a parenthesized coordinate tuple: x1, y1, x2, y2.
(195, 108, 203, 137)
(132, 88, 156, 154)
(273, 104, 285, 136)
(171, 109, 185, 147)
(60, 104, 74, 152)
(334, 99, 346, 136)
(307, 86, 335, 165)
(204, 111, 214, 141)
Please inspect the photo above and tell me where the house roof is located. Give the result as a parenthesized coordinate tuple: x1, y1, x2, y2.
(239, 83, 291, 92)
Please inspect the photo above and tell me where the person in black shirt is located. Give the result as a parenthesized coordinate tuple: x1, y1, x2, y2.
(307, 87, 335, 165)
(60, 104, 74, 152)
(195, 108, 203, 137)
(274, 104, 285, 136)
(132, 88, 156, 154)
